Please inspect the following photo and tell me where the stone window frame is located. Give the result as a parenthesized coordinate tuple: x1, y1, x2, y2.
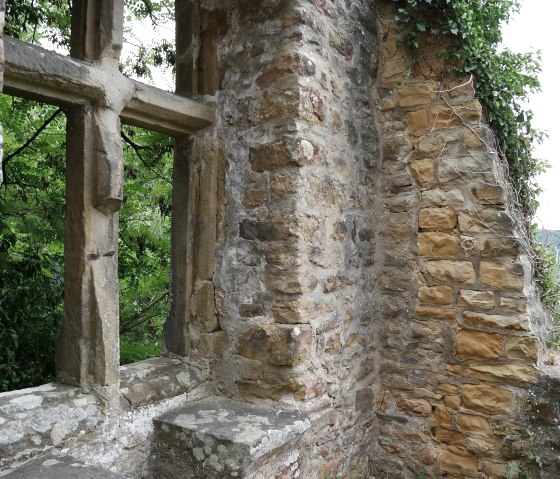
(1, 0, 214, 391)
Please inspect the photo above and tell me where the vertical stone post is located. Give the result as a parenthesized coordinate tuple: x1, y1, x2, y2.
(166, 1, 224, 358)
(56, 0, 124, 388)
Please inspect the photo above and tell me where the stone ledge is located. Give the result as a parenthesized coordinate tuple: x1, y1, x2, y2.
(119, 356, 206, 409)
(153, 396, 310, 478)
(0, 384, 101, 468)
(0, 454, 126, 478)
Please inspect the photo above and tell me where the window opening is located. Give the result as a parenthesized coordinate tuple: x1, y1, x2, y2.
(119, 125, 173, 364)
(122, 1, 175, 91)
(0, 97, 67, 392)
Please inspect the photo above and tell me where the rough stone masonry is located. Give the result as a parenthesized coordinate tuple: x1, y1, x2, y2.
(0, 0, 559, 478)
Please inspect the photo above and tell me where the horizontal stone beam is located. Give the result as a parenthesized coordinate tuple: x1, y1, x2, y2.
(3, 37, 214, 135)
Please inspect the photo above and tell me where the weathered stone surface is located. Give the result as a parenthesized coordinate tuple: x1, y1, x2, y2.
(455, 330, 503, 360)
(395, 397, 431, 416)
(424, 260, 476, 284)
(438, 157, 493, 184)
(506, 336, 539, 361)
(410, 158, 434, 185)
(421, 189, 464, 208)
(415, 305, 456, 320)
(432, 405, 451, 425)
(457, 290, 495, 310)
(120, 357, 203, 408)
(460, 235, 479, 257)
(237, 324, 311, 366)
(466, 364, 538, 386)
(382, 57, 407, 84)
(197, 331, 228, 359)
(463, 311, 529, 331)
(1, 454, 126, 479)
(465, 435, 497, 455)
(480, 461, 507, 479)
(444, 395, 462, 409)
(480, 262, 525, 291)
(418, 285, 453, 305)
(397, 81, 438, 108)
(481, 238, 520, 259)
(456, 413, 491, 435)
(472, 185, 505, 205)
(439, 446, 478, 477)
(462, 384, 512, 415)
(419, 207, 457, 230)
(418, 232, 457, 256)
(458, 209, 513, 234)
(153, 397, 309, 478)
(407, 102, 482, 136)
(433, 427, 465, 447)
(499, 296, 528, 313)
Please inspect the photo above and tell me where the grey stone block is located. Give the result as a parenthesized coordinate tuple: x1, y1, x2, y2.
(2, 454, 127, 478)
(153, 396, 309, 478)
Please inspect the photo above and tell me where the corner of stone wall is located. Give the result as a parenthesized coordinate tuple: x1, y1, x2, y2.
(371, 1, 554, 477)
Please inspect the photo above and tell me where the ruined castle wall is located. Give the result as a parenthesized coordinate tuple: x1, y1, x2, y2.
(370, 2, 551, 477)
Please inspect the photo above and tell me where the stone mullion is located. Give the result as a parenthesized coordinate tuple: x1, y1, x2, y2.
(57, 107, 120, 388)
(56, 0, 124, 389)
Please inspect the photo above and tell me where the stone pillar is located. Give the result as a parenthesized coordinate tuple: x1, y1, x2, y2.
(166, 2, 226, 358)
(56, 0, 124, 388)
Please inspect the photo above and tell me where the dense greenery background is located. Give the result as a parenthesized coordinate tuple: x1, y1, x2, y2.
(0, 0, 175, 392)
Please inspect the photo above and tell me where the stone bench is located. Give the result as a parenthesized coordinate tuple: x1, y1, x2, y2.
(0, 454, 127, 478)
(152, 396, 310, 479)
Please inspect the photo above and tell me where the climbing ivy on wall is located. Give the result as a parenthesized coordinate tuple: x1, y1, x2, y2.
(391, 0, 560, 325)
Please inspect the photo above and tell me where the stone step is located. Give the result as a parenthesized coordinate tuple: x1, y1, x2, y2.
(152, 396, 309, 479)
(1, 454, 127, 478)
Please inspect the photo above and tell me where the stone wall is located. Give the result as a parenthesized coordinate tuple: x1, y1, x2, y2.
(369, 2, 553, 478)
(183, 0, 380, 475)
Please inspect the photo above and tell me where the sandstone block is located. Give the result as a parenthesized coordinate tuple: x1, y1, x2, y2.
(198, 331, 228, 359)
(419, 207, 457, 230)
(456, 413, 491, 435)
(462, 384, 512, 415)
(410, 158, 434, 185)
(458, 209, 513, 234)
(237, 324, 311, 367)
(239, 303, 265, 318)
(382, 58, 407, 84)
(265, 272, 317, 295)
(463, 129, 487, 150)
(481, 238, 520, 259)
(455, 330, 503, 360)
(481, 461, 507, 479)
(463, 311, 529, 331)
(457, 290, 495, 310)
(242, 190, 267, 209)
(421, 189, 465, 208)
(480, 261, 524, 292)
(418, 285, 453, 305)
(395, 396, 432, 416)
(432, 405, 452, 425)
(444, 395, 462, 409)
(473, 185, 505, 205)
(397, 81, 438, 108)
(499, 296, 527, 313)
(418, 232, 458, 256)
(192, 281, 219, 333)
(433, 427, 465, 447)
(439, 446, 478, 477)
(466, 364, 538, 386)
(438, 156, 493, 184)
(415, 305, 456, 320)
(460, 235, 479, 257)
(424, 260, 475, 284)
(465, 435, 497, 455)
(506, 336, 539, 361)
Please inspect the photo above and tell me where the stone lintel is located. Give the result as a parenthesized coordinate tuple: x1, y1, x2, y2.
(4, 36, 214, 135)
(1, 454, 126, 479)
(122, 80, 214, 136)
(153, 396, 309, 476)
